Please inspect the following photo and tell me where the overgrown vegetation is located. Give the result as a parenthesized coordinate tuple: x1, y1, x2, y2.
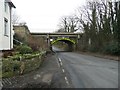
(16, 45, 33, 54)
(2, 49, 46, 78)
(26, 35, 48, 51)
(57, 0, 120, 56)
(13, 26, 48, 52)
(2, 34, 47, 78)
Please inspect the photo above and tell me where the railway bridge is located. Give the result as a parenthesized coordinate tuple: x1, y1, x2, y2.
(31, 32, 83, 51)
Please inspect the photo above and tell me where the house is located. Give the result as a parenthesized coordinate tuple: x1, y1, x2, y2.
(0, 0, 16, 50)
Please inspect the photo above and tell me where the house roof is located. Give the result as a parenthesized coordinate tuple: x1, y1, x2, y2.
(5, 0, 16, 8)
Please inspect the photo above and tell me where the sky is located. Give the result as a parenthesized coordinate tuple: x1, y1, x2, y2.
(12, 0, 86, 33)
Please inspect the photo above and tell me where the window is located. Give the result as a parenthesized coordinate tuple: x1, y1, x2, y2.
(4, 18, 8, 36)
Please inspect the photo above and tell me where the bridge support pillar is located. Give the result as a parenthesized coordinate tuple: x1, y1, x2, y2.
(47, 34, 51, 50)
(75, 38, 80, 51)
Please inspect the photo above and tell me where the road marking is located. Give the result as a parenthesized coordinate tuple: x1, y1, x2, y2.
(3, 79, 8, 85)
(65, 76, 69, 85)
(58, 58, 62, 62)
(57, 59, 60, 67)
(62, 69, 65, 73)
(2, 80, 5, 86)
(6, 78, 12, 85)
(59, 58, 63, 66)
(55, 56, 60, 68)
(56, 56, 70, 86)
(58, 58, 63, 66)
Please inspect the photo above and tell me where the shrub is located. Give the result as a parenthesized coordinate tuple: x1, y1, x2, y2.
(2, 59, 17, 77)
(26, 35, 40, 51)
(2, 72, 14, 78)
(17, 45, 33, 54)
(103, 41, 120, 55)
(11, 55, 21, 61)
(2, 59, 20, 78)
(87, 45, 98, 52)
(22, 53, 41, 59)
(26, 35, 47, 51)
(2, 52, 46, 78)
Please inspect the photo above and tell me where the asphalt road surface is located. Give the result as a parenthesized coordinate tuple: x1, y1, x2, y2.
(52, 46, 118, 88)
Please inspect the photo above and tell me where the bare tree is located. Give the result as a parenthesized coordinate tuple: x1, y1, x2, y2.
(12, 11, 20, 25)
(59, 17, 69, 32)
(67, 15, 79, 32)
(57, 15, 79, 33)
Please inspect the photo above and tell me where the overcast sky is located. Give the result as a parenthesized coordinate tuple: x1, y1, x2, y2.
(12, 0, 86, 33)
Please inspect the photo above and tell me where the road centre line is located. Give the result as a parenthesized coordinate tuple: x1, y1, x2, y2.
(54, 53, 61, 68)
(62, 69, 65, 73)
(57, 59, 60, 67)
(55, 56, 60, 68)
(58, 58, 62, 62)
(56, 56, 70, 86)
(58, 58, 63, 66)
(65, 76, 69, 85)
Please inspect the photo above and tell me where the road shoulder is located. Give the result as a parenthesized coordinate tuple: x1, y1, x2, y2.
(75, 51, 119, 61)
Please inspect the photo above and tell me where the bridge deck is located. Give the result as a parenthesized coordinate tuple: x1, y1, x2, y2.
(31, 32, 82, 35)
(31, 32, 82, 37)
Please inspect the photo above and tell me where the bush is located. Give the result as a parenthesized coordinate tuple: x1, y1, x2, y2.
(26, 35, 47, 51)
(2, 72, 14, 78)
(10, 55, 21, 61)
(2, 52, 46, 78)
(2, 59, 20, 78)
(17, 45, 33, 54)
(103, 41, 120, 55)
(87, 45, 99, 52)
(26, 36, 40, 51)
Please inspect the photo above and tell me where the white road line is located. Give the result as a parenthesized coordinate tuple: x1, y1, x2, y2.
(57, 57, 70, 86)
(3, 79, 8, 84)
(2, 80, 5, 85)
(65, 77, 67, 81)
(58, 58, 63, 66)
(65, 77, 69, 85)
(59, 58, 62, 62)
(62, 69, 65, 73)
(55, 57, 60, 67)
(6, 78, 12, 85)
(57, 60, 60, 67)
(5, 78, 10, 84)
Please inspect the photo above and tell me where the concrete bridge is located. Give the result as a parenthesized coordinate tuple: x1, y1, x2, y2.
(31, 32, 83, 51)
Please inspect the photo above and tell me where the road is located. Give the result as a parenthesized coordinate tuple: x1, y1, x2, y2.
(52, 46, 118, 88)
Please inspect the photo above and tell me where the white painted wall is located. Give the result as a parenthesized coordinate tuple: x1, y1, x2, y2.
(0, 0, 14, 50)
(0, 0, 4, 50)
